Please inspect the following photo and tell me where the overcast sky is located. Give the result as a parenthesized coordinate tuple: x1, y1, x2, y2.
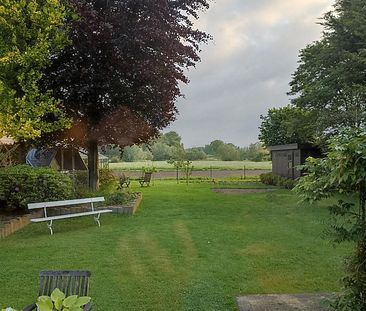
(165, 0, 335, 148)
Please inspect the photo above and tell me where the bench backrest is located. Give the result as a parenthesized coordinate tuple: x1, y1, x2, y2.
(28, 197, 105, 210)
(143, 172, 152, 182)
(39, 270, 91, 297)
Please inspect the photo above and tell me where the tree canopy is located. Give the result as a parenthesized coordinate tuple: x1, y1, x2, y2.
(0, 0, 71, 141)
(258, 106, 316, 147)
(289, 0, 366, 136)
(39, 0, 211, 189)
(42, 0, 211, 148)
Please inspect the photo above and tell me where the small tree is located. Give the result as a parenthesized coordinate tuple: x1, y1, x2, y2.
(295, 129, 366, 310)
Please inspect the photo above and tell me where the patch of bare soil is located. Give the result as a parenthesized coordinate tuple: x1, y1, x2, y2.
(212, 188, 274, 195)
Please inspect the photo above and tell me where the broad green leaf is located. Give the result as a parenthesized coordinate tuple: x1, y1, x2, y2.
(63, 295, 78, 308)
(54, 298, 63, 310)
(51, 288, 65, 302)
(75, 296, 91, 307)
(36, 296, 53, 311)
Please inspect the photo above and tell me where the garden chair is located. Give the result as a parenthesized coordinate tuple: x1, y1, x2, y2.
(139, 172, 152, 187)
(117, 172, 130, 188)
(23, 270, 92, 311)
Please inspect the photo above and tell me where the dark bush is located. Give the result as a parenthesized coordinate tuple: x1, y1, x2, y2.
(0, 165, 73, 211)
(260, 172, 296, 189)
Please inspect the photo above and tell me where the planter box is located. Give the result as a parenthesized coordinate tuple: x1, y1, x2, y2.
(107, 192, 142, 215)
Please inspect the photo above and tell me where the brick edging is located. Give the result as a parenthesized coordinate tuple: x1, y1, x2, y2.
(0, 210, 42, 239)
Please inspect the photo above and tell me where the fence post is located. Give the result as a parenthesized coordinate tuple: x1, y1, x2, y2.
(243, 165, 246, 180)
(210, 166, 213, 180)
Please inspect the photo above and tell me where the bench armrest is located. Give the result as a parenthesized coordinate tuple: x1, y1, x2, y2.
(22, 303, 36, 311)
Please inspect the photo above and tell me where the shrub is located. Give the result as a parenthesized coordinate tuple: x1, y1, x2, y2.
(260, 172, 296, 189)
(105, 191, 131, 205)
(0, 165, 73, 211)
(99, 169, 117, 186)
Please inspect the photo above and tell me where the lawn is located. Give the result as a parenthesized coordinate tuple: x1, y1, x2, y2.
(0, 181, 349, 310)
(110, 160, 272, 171)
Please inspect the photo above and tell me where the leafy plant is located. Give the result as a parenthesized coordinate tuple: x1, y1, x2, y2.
(0, 165, 72, 211)
(142, 166, 157, 174)
(295, 129, 366, 310)
(260, 172, 296, 189)
(36, 288, 91, 311)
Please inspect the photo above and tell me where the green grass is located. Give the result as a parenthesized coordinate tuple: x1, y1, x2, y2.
(0, 181, 350, 310)
(110, 160, 272, 171)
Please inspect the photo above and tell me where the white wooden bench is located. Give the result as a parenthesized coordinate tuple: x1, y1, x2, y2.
(28, 197, 112, 235)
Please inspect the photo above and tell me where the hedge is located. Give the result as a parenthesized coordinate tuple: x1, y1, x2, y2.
(0, 165, 73, 211)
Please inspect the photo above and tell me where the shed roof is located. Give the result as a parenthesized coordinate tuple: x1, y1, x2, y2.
(267, 143, 319, 152)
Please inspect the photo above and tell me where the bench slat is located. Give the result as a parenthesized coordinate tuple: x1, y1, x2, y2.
(30, 209, 113, 222)
(28, 197, 105, 209)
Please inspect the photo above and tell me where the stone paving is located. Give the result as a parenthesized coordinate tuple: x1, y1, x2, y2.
(236, 293, 332, 311)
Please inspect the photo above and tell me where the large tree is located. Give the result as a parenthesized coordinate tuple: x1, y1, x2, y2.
(42, 0, 211, 189)
(0, 0, 71, 142)
(289, 0, 366, 136)
(258, 105, 317, 147)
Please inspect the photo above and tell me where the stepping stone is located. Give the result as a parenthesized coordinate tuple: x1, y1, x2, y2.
(236, 293, 332, 311)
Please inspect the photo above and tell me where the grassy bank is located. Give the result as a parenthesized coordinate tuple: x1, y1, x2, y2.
(0, 181, 348, 310)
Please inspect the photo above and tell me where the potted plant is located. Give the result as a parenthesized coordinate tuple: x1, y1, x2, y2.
(36, 288, 91, 311)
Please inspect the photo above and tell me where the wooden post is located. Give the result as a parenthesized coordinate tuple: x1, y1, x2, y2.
(210, 166, 213, 180)
(71, 148, 75, 171)
(88, 140, 99, 191)
(61, 149, 64, 171)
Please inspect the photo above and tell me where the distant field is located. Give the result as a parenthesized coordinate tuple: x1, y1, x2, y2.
(110, 160, 272, 171)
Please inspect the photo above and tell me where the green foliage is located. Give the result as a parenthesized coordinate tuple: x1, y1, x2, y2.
(142, 166, 157, 174)
(36, 288, 91, 311)
(150, 142, 175, 161)
(240, 142, 270, 162)
(295, 129, 366, 309)
(160, 131, 182, 148)
(216, 144, 241, 161)
(122, 145, 152, 162)
(104, 191, 135, 206)
(259, 106, 317, 147)
(99, 169, 117, 189)
(204, 140, 225, 156)
(260, 172, 296, 189)
(0, 165, 72, 211)
(0, 0, 72, 140)
(185, 148, 207, 161)
(289, 0, 366, 136)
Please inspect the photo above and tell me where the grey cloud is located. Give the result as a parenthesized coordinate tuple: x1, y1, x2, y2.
(165, 0, 335, 147)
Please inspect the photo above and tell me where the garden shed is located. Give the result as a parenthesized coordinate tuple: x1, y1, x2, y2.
(267, 144, 323, 179)
(26, 148, 88, 171)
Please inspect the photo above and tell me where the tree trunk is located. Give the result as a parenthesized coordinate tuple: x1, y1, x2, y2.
(16, 141, 28, 164)
(88, 140, 99, 191)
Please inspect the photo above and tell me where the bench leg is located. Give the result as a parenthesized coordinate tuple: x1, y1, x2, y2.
(47, 220, 54, 235)
(94, 213, 101, 227)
